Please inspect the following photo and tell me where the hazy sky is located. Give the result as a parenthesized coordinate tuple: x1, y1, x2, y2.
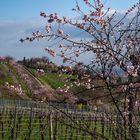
(0, 0, 138, 64)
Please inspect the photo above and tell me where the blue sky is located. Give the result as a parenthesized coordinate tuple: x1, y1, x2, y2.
(0, 0, 137, 19)
(0, 0, 138, 64)
(0, 0, 77, 20)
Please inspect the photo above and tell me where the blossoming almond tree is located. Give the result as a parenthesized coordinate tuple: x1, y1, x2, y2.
(21, 0, 140, 139)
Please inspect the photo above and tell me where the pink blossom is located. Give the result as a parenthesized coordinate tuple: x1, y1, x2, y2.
(57, 29, 63, 35)
(127, 66, 138, 77)
(40, 12, 47, 17)
(45, 48, 56, 57)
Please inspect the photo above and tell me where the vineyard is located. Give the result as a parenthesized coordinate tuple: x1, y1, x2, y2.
(0, 99, 139, 140)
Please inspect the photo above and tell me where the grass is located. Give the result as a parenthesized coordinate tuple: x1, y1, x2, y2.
(0, 63, 13, 85)
(38, 73, 66, 89)
(0, 63, 21, 99)
(27, 67, 76, 89)
(7, 63, 31, 98)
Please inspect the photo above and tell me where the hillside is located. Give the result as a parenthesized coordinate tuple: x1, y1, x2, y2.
(0, 60, 55, 101)
(0, 58, 134, 106)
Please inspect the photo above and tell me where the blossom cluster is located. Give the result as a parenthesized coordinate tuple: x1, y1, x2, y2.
(5, 82, 23, 96)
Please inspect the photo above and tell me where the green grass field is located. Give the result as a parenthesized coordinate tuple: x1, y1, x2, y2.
(28, 67, 76, 89)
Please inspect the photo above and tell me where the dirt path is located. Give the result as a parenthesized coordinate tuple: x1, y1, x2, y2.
(22, 66, 55, 99)
(23, 66, 54, 91)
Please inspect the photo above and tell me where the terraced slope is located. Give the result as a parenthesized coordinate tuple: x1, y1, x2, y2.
(0, 61, 55, 101)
